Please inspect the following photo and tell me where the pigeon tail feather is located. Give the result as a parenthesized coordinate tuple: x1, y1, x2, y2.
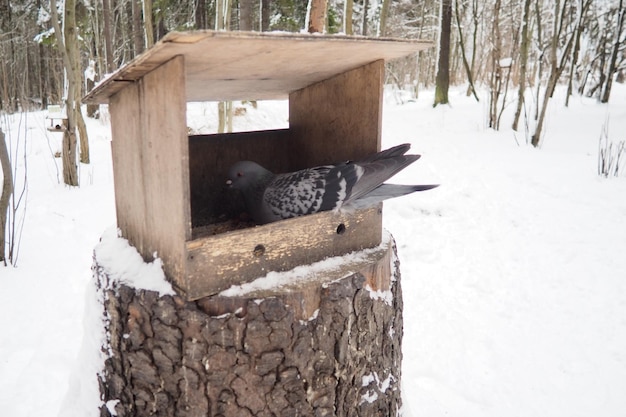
(346, 183, 440, 210)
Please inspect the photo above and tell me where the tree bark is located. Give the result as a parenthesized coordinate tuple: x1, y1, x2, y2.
(307, 0, 328, 33)
(260, 0, 270, 31)
(195, 0, 207, 30)
(50, 0, 79, 185)
(531, 0, 575, 147)
(565, 0, 591, 107)
(143, 0, 155, 49)
(512, 0, 532, 130)
(0, 129, 11, 265)
(362, 0, 369, 36)
(102, 0, 115, 73)
(488, 0, 502, 128)
(0, 0, 17, 112)
(96, 240, 404, 417)
(215, 0, 233, 132)
(67, 0, 90, 165)
(377, 0, 391, 36)
(132, 0, 145, 57)
(343, 0, 353, 35)
(601, 0, 625, 103)
(239, 0, 253, 30)
(454, 0, 479, 102)
(434, 0, 452, 107)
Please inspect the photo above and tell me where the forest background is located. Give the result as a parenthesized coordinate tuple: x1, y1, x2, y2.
(0, 0, 625, 261)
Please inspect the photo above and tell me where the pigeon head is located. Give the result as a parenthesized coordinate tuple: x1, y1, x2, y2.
(226, 161, 273, 191)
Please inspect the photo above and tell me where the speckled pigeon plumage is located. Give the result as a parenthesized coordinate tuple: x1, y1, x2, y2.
(226, 144, 438, 224)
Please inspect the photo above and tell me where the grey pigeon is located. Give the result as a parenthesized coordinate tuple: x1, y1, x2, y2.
(226, 143, 438, 224)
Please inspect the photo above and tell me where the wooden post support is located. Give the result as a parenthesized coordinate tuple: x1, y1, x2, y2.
(96, 238, 403, 417)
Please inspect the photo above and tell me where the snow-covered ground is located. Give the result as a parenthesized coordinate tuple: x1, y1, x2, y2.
(1, 84, 625, 417)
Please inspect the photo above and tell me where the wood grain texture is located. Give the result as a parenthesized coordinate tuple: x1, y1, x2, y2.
(96, 237, 403, 417)
(84, 30, 432, 104)
(110, 56, 190, 280)
(109, 81, 147, 254)
(183, 206, 382, 300)
(289, 60, 384, 168)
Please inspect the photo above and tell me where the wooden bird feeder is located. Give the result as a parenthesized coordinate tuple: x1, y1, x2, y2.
(46, 104, 67, 132)
(84, 30, 432, 300)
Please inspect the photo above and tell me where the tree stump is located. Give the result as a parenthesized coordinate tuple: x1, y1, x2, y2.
(96, 237, 403, 417)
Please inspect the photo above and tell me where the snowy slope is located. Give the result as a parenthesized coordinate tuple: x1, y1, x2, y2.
(0, 86, 625, 417)
(382, 87, 626, 416)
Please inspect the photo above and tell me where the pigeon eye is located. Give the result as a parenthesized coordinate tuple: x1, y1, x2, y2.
(237, 172, 244, 177)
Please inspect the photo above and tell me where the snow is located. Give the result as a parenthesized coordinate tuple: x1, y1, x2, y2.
(1, 84, 626, 417)
(499, 57, 513, 68)
(220, 233, 391, 299)
(94, 227, 175, 296)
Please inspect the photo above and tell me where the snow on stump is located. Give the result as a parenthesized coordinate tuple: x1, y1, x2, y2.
(95, 232, 403, 417)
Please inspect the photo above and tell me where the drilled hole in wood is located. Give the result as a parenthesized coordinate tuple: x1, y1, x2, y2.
(253, 244, 266, 257)
(336, 223, 346, 235)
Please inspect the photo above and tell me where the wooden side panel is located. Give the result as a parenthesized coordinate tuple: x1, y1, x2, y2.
(183, 206, 382, 300)
(110, 55, 190, 283)
(188, 129, 292, 226)
(110, 82, 147, 253)
(288, 60, 384, 169)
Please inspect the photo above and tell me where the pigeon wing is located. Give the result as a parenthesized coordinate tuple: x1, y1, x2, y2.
(343, 154, 421, 205)
(263, 166, 334, 219)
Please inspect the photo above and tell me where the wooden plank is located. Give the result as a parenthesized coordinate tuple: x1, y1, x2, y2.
(109, 82, 148, 254)
(110, 56, 190, 284)
(195, 240, 394, 320)
(288, 60, 383, 168)
(139, 55, 191, 284)
(183, 206, 382, 300)
(84, 30, 433, 104)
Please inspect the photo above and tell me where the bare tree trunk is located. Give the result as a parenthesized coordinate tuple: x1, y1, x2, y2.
(67, 0, 90, 164)
(260, 0, 270, 31)
(76, 103, 90, 163)
(102, 0, 115, 73)
(512, 0, 532, 130)
(0, 128, 11, 265)
(143, 0, 154, 48)
(36, 0, 48, 108)
(362, 0, 369, 35)
(533, 0, 543, 121)
(239, 0, 253, 30)
(196, 0, 207, 29)
(50, 0, 79, 185)
(488, 0, 502, 128)
(470, 0, 480, 87)
(343, 0, 353, 34)
(132, 0, 144, 56)
(307, 0, 328, 33)
(531, 0, 575, 147)
(565, 0, 590, 107)
(377, 0, 391, 36)
(434, 0, 452, 107)
(454, 0, 479, 102)
(0, 0, 17, 112)
(601, 0, 625, 103)
(216, 0, 232, 132)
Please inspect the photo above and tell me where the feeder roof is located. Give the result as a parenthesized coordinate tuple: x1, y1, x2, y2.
(83, 30, 432, 104)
